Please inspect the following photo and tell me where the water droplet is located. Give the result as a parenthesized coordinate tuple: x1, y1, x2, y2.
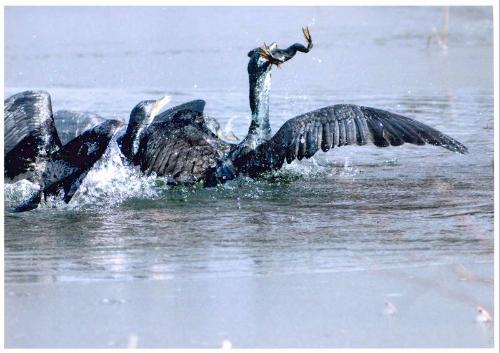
(383, 300, 398, 316)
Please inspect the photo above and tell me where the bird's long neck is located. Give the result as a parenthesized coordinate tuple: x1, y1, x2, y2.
(120, 107, 152, 160)
(226, 60, 272, 164)
(211, 59, 273, 182)
(120, 120, 141, 160)
(246, 66, 272, 147)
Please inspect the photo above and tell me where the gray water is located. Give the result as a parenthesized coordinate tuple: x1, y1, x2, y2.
(4, 6, 495, 348)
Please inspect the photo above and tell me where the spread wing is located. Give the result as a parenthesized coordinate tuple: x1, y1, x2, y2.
(134, 104, 231, 184)
(53, 110, 108, 145)
(4, 90, 62, 181)
(152, 99, 206, 124)
(14, 119, 123, 212)
(232, 104, 468, 177)
(46, 119, 123, 200)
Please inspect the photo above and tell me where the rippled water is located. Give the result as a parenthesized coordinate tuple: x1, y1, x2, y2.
(4, 7, 494, 284)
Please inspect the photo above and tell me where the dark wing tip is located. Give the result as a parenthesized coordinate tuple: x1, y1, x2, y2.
(360, 106, 468, 155)
(443, 139, 468, 154)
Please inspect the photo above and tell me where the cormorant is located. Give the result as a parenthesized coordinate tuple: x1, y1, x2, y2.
(118, 27, 466, 186)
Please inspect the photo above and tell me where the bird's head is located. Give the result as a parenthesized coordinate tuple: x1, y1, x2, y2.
(247, 27, 313, 74)
(130, 95, 172, 127)
(120, 95, 172, 159)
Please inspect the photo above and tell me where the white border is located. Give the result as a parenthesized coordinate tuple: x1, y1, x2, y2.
(0, 0, 497, 5)
(493, 0, 499, 349)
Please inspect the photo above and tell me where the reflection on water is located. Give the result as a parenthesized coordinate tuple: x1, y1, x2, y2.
(4, 6, 494, 284)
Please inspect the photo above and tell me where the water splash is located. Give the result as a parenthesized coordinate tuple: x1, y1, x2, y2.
(281, 157, 360, 180)
(3, 139, 168, 212)
(4, 180, 40, 209)
(68, 141, 165, 210)
(4, 144, 362, 212)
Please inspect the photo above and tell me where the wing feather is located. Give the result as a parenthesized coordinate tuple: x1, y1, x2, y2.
(134, 111, 231, 184)
(4, 91, 62, 181)
(232, 104, 467, 178)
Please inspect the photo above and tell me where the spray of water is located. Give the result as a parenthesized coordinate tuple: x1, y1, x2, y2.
(4, 139, 360, 212)
(69, 139, 164, 210)
(3, 137, 167, 212)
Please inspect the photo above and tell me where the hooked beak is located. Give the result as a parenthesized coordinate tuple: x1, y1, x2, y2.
(151, 95, 172, 118)
(260, 42, 283, 66)
(259, 26, 313, 67)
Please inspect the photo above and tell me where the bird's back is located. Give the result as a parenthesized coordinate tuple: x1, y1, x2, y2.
(134, 107, 232, 184)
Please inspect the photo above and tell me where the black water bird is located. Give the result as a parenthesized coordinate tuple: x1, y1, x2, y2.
(4, 90, 122, 211)
(5, 28, 468, 211)
(118, 27, 467, 186)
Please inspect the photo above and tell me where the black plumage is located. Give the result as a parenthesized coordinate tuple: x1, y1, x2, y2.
(230, 104, 467, 178)
(4, 90, 122, 211)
